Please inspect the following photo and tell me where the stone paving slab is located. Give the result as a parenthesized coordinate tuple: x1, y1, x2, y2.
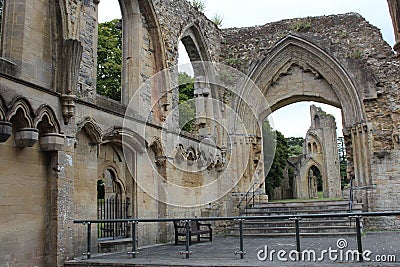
(65, 232, 400, 266)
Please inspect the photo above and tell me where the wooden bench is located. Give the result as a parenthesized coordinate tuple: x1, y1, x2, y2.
(173, 220, 212, 245)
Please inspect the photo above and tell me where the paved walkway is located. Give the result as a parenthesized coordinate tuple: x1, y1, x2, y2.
(65, 232, 399, 266)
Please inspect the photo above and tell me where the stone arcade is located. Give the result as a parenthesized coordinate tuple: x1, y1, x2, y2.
(1, 0, 400, 266)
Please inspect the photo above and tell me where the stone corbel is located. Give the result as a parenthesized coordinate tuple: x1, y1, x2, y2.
(61, 95, 76, 125)
(60, 39, 83, 125)
(0, 121, 12, 142)
(160, 94, 171, 112)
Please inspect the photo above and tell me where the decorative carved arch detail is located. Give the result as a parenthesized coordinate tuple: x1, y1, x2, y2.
(0, 95, 6, 121)
(250, 34, 367, 126)
(306, 131, 324, 153)
(34, 105, 61, 133)
(6, 98, 35, 127)
(180, 23, 212, 63)
(136, 0, 167, 72)
(97, 161, 126, 193)
(102, 126, 146, 154)
(76, 117, 102, 144)
(303, 160, 324, 177)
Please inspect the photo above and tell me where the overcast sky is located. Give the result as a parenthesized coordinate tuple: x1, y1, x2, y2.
(99, 0, 395, 138)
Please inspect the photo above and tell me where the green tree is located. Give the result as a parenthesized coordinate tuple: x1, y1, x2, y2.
(337, 137, 348, 188)
(97, 19, 122, 101)
(178, 72, 195, 131)
(263, 120, 289, 199)
(286, 137, 304, 157)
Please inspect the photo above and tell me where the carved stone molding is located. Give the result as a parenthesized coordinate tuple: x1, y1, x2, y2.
(60, 39, 83, 124)
(61, 95, 76, 125)
(15, 128, 39, 147)
(0, 121, 12, 143)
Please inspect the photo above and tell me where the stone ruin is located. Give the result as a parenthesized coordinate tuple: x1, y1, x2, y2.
(1, 0, 400, 265)
(290, 105, 341, 200)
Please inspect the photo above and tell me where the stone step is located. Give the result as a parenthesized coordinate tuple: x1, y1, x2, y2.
(243, 209, 362, 216)
(231, 200, 364, 237)
(248, 203, 363, 211)
(230, 225, 356, 234)
(226, 232, 357, 238)
(234, 219, 355, 228)
(243, 202, 362, 214)
(251, 200, 361, 209)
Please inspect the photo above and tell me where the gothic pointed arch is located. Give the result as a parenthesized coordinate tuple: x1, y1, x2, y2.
(50, 0, 67, 94)
(306, 131, 323, 154)
(6, 98, 35, 127)
(98, 161, 126, 193)
(76, 117, 102, 144)
(0, 95, 6, 120)
(250, 34, 371, 126)
(34, 105, 61, 133)
(180, 23, 212, 63)
(118, 0, 167, 105)
(102, 127, 146, 154)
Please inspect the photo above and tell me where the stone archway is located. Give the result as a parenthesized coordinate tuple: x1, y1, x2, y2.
(250, 35, 373, 204)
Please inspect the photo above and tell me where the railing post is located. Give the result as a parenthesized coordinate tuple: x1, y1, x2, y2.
(234, 219, 246, 259)
(355, 216, 363, 262)
(127, 221, 138, 258)
(252, 184, 255, 207)
(179, 220, 192, 259)
(82, 222, 91, 259)
(290, 217, 301, 253)
(349, 178, 354, 212)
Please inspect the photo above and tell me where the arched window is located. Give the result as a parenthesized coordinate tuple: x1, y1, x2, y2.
(313, 142, 318, 154)
(97, 0, 122, 101)
(97, 168, 130, 239)
(314, 115, 320, 128)
(308, 142, 312, 153)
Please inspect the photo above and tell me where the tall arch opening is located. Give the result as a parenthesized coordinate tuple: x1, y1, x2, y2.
(177, 25, 220, 138)
(264, 101, 347, 201)
(97, 0, 122, 101)
(254, 35, 368, 201)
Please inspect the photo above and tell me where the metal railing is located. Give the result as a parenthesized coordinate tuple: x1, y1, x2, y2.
(348, 178, 354, 212)
(74, 211, 400, 261)
(237, 184, 257, 214)
(97, 198, 131, 239)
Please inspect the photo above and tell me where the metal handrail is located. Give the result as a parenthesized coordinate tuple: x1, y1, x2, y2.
(236, 183, 257, 214)
(349, 177, 354, 212)
(74, 211, 400, 261)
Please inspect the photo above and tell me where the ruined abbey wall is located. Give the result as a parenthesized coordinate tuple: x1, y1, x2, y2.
(1, 1, 400, 266)
(221, 13, 400, 217)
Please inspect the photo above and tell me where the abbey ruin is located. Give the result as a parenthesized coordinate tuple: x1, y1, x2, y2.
(1, 0, 400, 266)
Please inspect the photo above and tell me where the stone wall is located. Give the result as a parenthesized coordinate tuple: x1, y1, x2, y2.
(293, 105, 341, 199)
(1, 1, 400, 266)
(221, 13, 400, 228)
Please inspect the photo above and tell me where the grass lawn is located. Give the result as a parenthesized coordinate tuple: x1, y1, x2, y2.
(270, 191, 342, 203)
